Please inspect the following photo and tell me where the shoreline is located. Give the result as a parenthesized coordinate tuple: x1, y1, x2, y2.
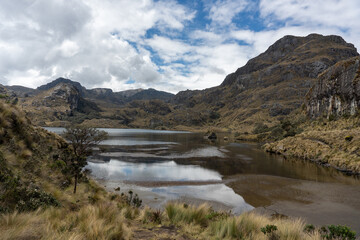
(264, 145, 360, 176)
(224, 174, 360, 234)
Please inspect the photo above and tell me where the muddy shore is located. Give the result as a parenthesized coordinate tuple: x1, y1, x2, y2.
(225, 174, 360, 233)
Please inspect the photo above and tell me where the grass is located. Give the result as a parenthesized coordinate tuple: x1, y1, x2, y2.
(163, 203, 323, 240)
(0, 202, 131, 240)
(264, 117, 360, 173)
(0, 184, 330, 240)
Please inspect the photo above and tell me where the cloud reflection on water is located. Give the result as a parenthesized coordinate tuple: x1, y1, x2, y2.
(87, 160, 222, 181)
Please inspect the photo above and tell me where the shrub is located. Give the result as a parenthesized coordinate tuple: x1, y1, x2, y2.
(209, 111, 220, 120)
(253, 123, 269, 134)
(15, 188, 59, 212)
(261, 224, 279, 240)
(304, 224, 315, 233)
(122, 190, 142, 208)
(320, 225, 356, 240)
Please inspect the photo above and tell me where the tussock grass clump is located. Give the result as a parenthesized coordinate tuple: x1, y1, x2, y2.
(210, 217, 241, 239)
(0, 201, 132, 240)
(139, 206, 163, 224)
(163, 203, 323, 240)
(165, 202, 211, 226)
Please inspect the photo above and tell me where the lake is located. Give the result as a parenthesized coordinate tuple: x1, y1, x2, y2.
(45, 127, 360, 232)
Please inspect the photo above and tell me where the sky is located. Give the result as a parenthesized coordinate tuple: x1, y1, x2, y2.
(0, 0, 360, 93)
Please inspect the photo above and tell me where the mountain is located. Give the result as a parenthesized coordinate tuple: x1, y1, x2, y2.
(6, 33, 359, 130)
(36, 78, 174, 104)
(264, 56, 360, 174)
(171, 34, 359, 130)
(5, 85, 37, 97)
(127, 88, 174, 102)
(37, 77, 87, 95)
(8, 77, 175, 127)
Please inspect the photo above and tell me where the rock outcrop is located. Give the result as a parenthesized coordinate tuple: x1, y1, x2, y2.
(306, 57, 360, 118)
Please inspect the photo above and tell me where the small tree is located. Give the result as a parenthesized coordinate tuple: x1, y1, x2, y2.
(63, 125, 108, 193)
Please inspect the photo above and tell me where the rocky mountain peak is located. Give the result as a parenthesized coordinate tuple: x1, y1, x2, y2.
(221, 34, 358, 86)
(37, 77, 87, 96)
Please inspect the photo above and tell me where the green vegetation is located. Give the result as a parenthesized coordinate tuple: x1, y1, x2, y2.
(261, 224, 279, 240)
(252, 114, 305, 142)
(320, 225, 356, 240)
(62, 125, 108, 193)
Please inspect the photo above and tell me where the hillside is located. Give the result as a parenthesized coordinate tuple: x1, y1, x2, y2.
(264, 57, 360, 174)
(0, 101, 68, 212)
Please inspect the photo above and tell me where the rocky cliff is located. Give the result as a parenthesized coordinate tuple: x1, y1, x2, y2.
(306, 56, 360, 118)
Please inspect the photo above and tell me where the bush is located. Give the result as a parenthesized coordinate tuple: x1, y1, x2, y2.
(320, 225, 356, 240)
(16, 189, 59, 212)
(253, 123, 269, 134)
(261, 224, 279, 240)
(209, 111, 220, 120)
(304, 224, 315, 233)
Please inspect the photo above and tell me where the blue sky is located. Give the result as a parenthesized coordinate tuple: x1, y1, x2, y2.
(1, 0, 360, 93)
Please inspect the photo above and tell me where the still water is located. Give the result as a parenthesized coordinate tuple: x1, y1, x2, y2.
(45, 127, 360, 229)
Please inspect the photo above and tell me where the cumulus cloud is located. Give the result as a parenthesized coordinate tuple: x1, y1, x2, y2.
(0, 0, 195, 92)
(207, 0, 249, 26)
(0, 0, 359, 93)
(258, 0, 360, 50)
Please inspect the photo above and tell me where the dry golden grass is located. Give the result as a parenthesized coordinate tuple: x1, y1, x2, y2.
(0, 190, 327, 240)
(264, 118, 360, 173)
(162, 203, 322, 240)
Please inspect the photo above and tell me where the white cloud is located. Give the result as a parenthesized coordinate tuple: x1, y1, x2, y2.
(0, 0, 359, 94)
(207, 0, 249, 26)
(260, 0, 360, 30)
(258, 0, 360, 50)
(145, 35, 193, 63)
(0, 0, 195, 91)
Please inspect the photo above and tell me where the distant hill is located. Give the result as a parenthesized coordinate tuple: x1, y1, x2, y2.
(37, 77, 87, 95)
(5, 85, 37, 97)
(127, 88, 174, 102)
(8, 77, 175, 127)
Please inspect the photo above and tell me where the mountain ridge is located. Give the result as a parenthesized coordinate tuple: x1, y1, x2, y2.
(4, 33, 359, 130)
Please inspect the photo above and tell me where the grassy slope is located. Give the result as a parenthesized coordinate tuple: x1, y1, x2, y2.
(0, 101, 329, 240)
(263, 117, 360, 174)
